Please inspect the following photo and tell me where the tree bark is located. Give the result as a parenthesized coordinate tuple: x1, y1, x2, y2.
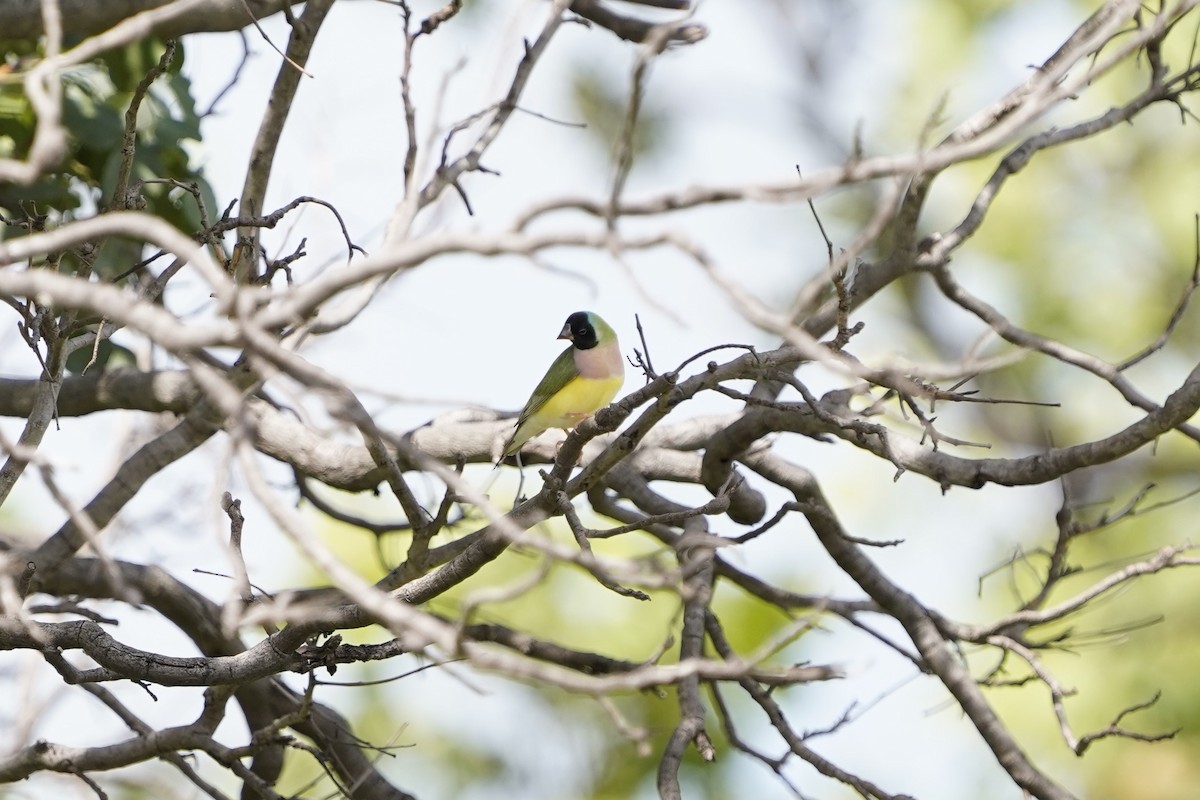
(0, 0, 310, 41)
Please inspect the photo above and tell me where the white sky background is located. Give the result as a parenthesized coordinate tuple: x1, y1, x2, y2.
(0, 1, 1111, 798)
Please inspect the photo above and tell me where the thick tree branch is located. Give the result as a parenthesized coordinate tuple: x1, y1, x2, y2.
(0, 0, 308, 40)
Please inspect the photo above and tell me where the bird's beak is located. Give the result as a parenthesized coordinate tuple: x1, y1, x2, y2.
(558, 323, 573, 341)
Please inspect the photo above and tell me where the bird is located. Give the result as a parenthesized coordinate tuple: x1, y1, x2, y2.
(500, 311, 625, 462)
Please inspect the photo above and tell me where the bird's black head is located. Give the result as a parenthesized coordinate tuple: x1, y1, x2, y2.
(559, 311, 598, 350)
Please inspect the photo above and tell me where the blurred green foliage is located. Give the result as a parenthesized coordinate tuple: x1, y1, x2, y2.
(887, 4, 1200, 796)
(570, 66, 669, 163)
(0, 37, 216, 235)
(287, 498, 820, 799)
(1, 35, 218, 373)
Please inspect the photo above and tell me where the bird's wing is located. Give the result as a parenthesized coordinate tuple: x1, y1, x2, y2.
(515, 344, 579, 427)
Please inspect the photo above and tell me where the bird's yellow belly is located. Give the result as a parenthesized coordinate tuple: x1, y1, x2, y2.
(540, 376, 623, 429)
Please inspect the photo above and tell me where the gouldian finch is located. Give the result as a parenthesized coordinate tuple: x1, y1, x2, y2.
(501, 311, 625, 461)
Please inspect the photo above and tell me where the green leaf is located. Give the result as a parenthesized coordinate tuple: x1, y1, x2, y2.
(65, 338, 137, 375)
(570, 67, 668, 161)
(100, 37, 167, 93)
